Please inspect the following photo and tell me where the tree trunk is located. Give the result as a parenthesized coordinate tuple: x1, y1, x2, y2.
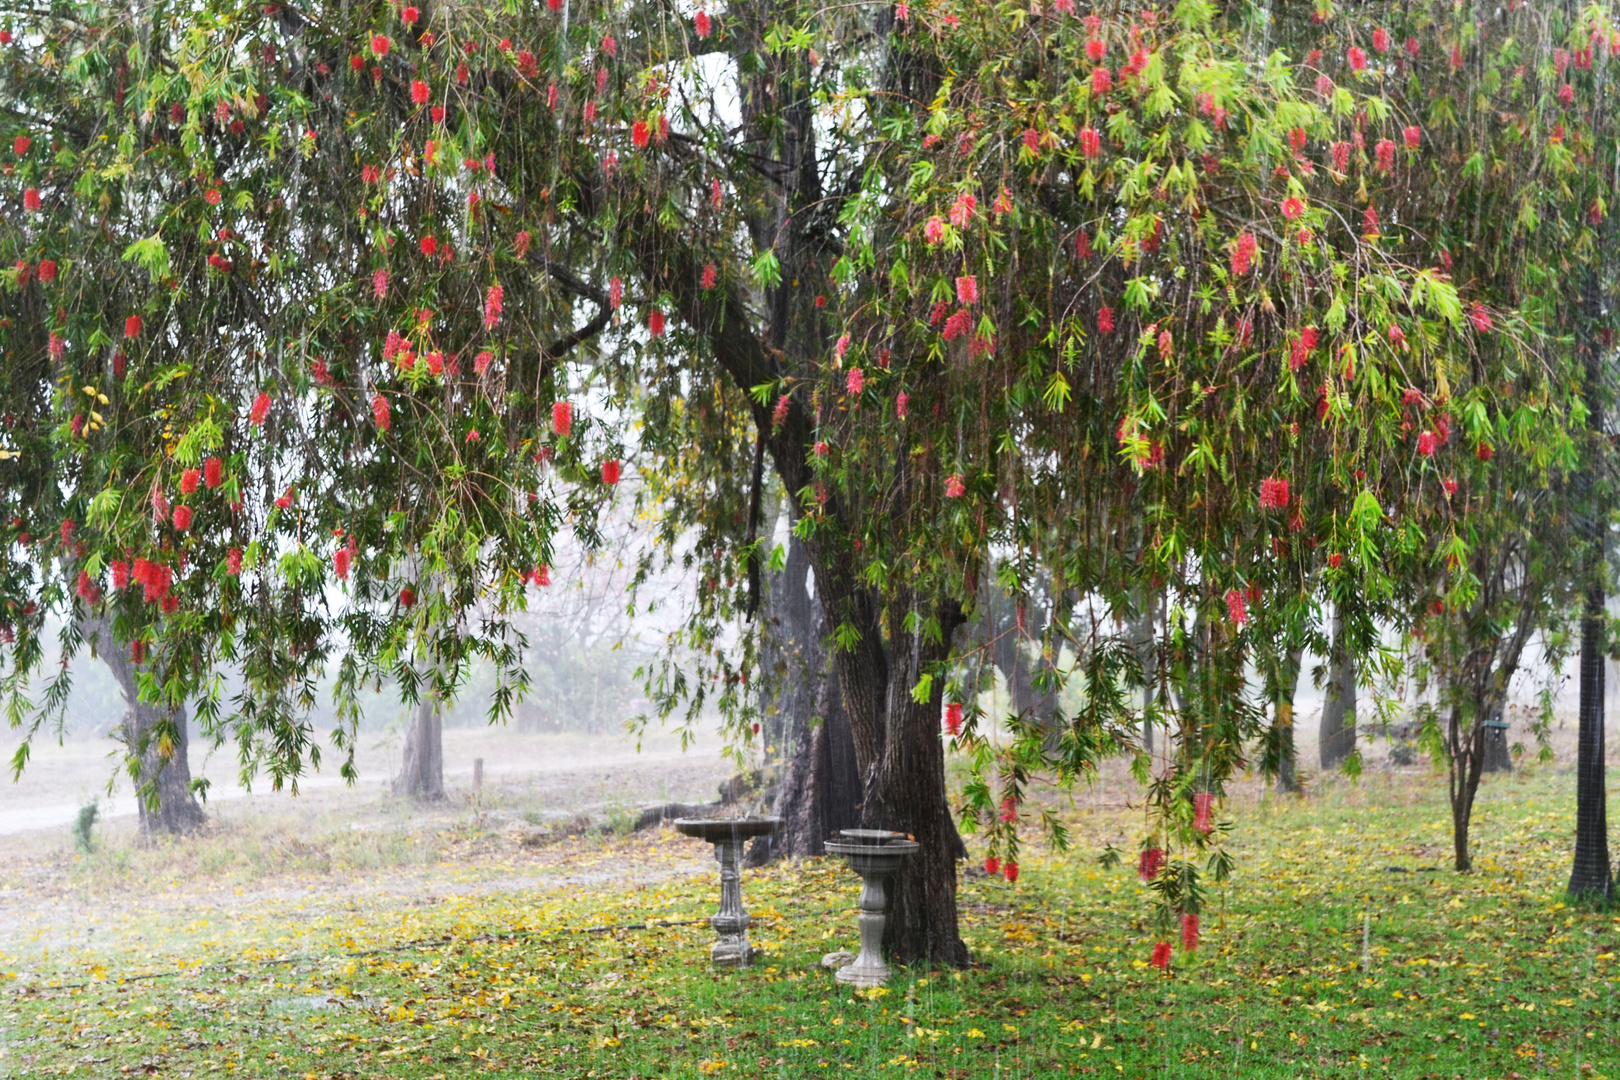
(1568, 582, 1614, 900)
(1273, 645, 1305, 794)
(394, 695, 446, 802)
(1320, 608, 1356, 770)
(85, 614, 205, 837)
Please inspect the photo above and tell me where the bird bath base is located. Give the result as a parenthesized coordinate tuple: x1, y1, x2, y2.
(824, 830, 919, 988)
(673, 817, 781, 969)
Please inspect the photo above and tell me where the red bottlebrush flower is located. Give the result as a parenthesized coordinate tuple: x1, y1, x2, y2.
(12, 260, 28, 286)
(517, 49, 539, 78)
(1443, 477, 1458, 496)
(944, 473, 966, 498)
(203, 186, 222, 206)
(1287, 125, 1307, 153)
(814, 295, 827, 309)
(203, 457, 223, 489)
(411, 79, 430, 105)
(600, 33, 617, 57)
(1137, 847, 1165, 882)
(609, 277, 623, 308)
(1181, 912, 1200, 951)
(1372, 27, 1390, 54)
(1225, 588, 1248, 628)
(225, 547, 242, 576)
(399, 586, 416, 607)
(999, 796, 1018, 824)
(1403, 125, 1421, 149)
(1150, 942, 1172, 970)
(514, 230, 532, 259)
(923, 215, 946, 244)
(1417, 430, 1440, 456)
(1314, 73, 1334, 97)
(846, 367, 864, 395)
(944, 702, 963, 736)
(942, 310, 971, 342)
(700, 263, 718, 290)
(250, 392, 271, 426)
(1259, 477, 1290, 510)
(772, 394, 791, 428)
(1375, 138, 1395, 173)
(1477, 441, 1493, 460)
(1561, 83, 1577, 108)
(350, 54, 365, 71)
(1021, 128, 1040, 154)
(1095, 305, 1115, 334)
(695, 10, 712, 37)
(552, 401, 574, 436)
(172, 505, 193, 531)
(60, 518, 75, 546)
(23, 187, 40, 211)
(711, 177, 724, 211)
(1281, 195, 1306, 221)
(930, 301, 948, 327)
(532, 564, 551, 586)
(372, 268, 389, 300)
(131, 640, 146, 664)
(546, 82, 559, 109)
(949, 192, 977, 227)
(602, 459, 622, 485)
(1331, 140, 1351, 173)
(1193, 791, 1215, 833)
(474, 350, 493, 375)
(484, 283, 504, 330)
(370, 34, 390, 56)
(334, 546, 351, 581)
(48, 331, 65, 360)
(956, 275, 979, 305)
(813, 440, 829, 458)
(984, 855, 1000, 876)
(70, 413, 84, 438)
(1079, 126, 1101, 157)
(1389, 323, 1407, 348)
(1469, 303, 1493, 333)
(425, 350, 443, 377)
(1157, 329, 1173, 360)
(648, 309, 665, 337)
(1231, 231, 1257, 275)
(1363, 205, 1381, 239)
(111, 560, 130, 590)
(1086, 36, 1105, 62)
(37, 259, 55, 284)
(1091, 66, 1112, 95)
(419, 235, 437, 256)
(1406, 36, 1420, 58)
(12, 134, 29, 155)
(121, 313, 144, 339)
(632, 120, 650, 148)
(372, 393, 391, 431)
(180, 468, 200, 495)
(1328, 552, 1343, 569)
(1003, 861, 1019, 884)
(1347, 45, 1367, 71)
(275, 486, 293, 510)
(895, 392, 909, 419)
(1450, 43, 1464, 70)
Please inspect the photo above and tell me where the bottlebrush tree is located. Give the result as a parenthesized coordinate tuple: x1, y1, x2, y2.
(1, 0, 1616, 966)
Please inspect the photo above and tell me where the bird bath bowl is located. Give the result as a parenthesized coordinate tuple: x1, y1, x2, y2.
(673, 816, 781, 968)
(824, 829, 919, 988)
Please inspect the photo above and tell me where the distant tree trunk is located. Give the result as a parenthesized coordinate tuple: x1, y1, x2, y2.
(1271, 646, 1305, 794)
(1568, 582, 1614, 900)
(1320, 609, 1356, 771)
(84, 614, 205, 837)
(394, 694, 446, 803)
(985, 587, 1056, 725)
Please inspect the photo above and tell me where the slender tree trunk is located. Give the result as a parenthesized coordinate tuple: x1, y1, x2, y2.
(1569, 582, 1614, 900)
(1274, 646, 1305, 794)
(394, 694, 446, 802)
(1320, 609, 1356, 770)
(84, 614, 205, 837)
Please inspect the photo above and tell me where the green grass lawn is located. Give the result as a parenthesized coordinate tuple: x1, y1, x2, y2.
(2, 761, 1616, 1079)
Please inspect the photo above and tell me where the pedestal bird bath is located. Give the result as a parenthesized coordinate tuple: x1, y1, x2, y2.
(672, 816, 781, 968)
(824, 829, 920, 988)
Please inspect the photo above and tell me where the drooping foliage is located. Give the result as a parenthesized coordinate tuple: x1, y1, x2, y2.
(1, 0, 1616, 955)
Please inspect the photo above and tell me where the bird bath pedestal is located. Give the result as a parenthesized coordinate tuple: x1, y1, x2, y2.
(672, 816, 781, 968)
(824, 829, 920, 988)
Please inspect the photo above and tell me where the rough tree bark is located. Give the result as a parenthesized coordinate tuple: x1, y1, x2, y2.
(1320, 608, 1356, 771)
(394, 693, 446, 803)
(84, 614, 205, 837)
(1567, 582, 1613, 900)
(1270, 646, 1305, 794)
(747, 535, 862, 866)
